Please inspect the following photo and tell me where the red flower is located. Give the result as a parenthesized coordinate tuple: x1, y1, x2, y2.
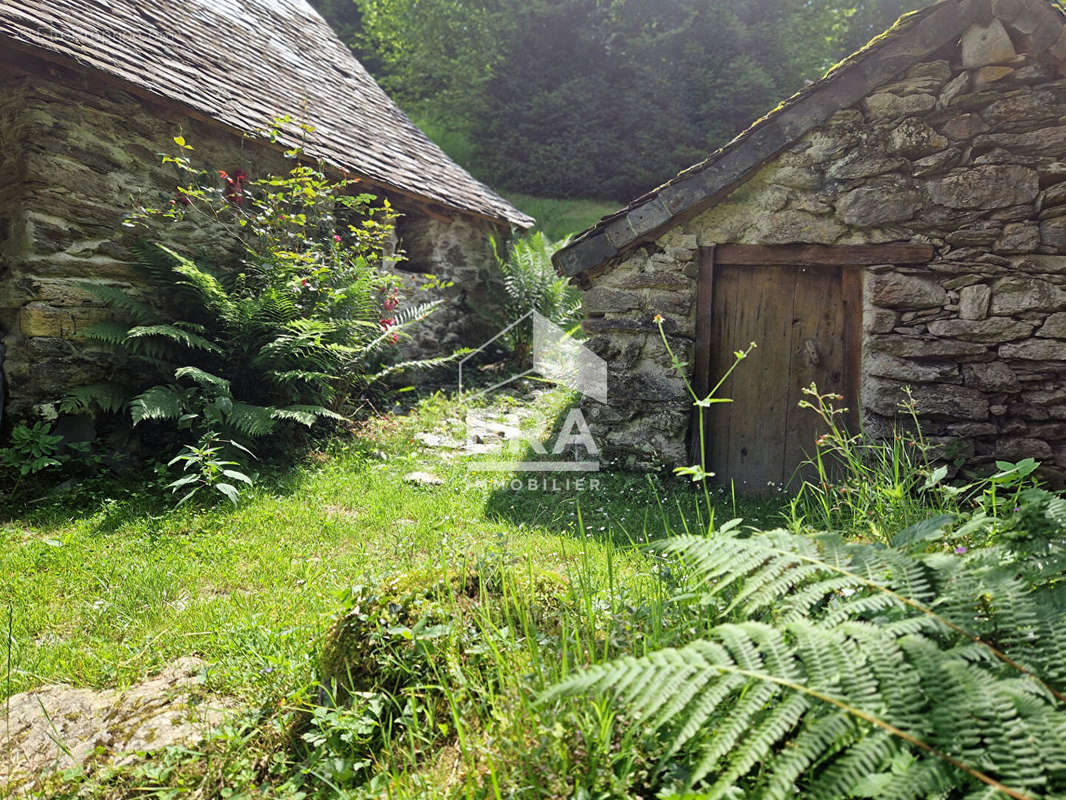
(221, 168, 247, 205)
(333, 234, 342, 243)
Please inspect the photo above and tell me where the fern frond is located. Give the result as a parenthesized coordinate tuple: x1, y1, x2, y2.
(130, 385, 184, 426)
(154, 245, 238, 319)
(271, 405, 347, 428)
(82, 320, 135, 349)
(659, 531, 1066, 703)
(59, 383, 130, 415)
(546, 621, 1047, 799)
(546, 532, 1066, 798)
(227, 403, 278, 437)
(125, 325, 222, 354)
(73, 282, 159, 325)
(175, 366, 230, 391)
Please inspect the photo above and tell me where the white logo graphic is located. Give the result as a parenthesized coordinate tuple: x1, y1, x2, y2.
(459, 312, 606, 477)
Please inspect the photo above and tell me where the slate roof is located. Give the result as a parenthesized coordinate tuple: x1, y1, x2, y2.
(553, 0, 1066, 277)
(0, 0, 533, 228)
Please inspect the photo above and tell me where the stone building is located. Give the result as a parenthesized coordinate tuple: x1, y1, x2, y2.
(0, 0, 531, 424)
(554, 0, 1066, 486)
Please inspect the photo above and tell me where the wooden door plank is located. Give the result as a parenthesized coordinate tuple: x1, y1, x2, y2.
(784, 268, 846, 486)
(706, 266, 739, 480)
(693, 246, 716, 400)
(841, 268, 864, 435)
(716, 243, 934, 267)
(709, 266, 796, 489)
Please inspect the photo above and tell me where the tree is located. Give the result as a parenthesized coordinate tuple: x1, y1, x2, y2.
(313, 0, 927, 202)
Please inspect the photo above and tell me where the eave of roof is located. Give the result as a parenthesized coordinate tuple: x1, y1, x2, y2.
(552, 0, 1066, 277)
(0, 0, 533, 229)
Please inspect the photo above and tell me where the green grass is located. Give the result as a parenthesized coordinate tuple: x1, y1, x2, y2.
(3, 385, 1061, 799)
(504, 193, 618, 241)
(412, 114, 616, 241)
(1, 387, 779, 705)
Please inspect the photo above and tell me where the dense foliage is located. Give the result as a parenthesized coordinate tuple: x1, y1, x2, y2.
(485, 232, 582, 359)
(57, 136, 441, 504)
(313, 0, 927, 201)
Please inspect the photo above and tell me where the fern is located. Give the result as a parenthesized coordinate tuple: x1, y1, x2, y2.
(125, 324, 221, 354)
(59, 383, 130, 415)
(130, 385, 185, 426)
(544, 531, 1066, 798)
(227, 403, 279, 438)
(486, 233, 582, 356)
(271, 405, 347, 427)
(74, 282, 159, 325)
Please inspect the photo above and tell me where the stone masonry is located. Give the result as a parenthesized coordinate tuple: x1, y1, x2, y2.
(0, 51, 505, 424)
(580, 16, 1066, 481)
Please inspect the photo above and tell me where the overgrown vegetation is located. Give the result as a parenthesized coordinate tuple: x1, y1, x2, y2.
(5, 375, 1066, 799)
(0, 132, 448, 508)
(484, 232, 582, 360)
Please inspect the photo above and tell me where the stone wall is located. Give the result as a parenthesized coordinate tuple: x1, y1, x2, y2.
(0, 51, 508, 425)
(392, 213, 505, 358)
(581, 19, 1066, 481)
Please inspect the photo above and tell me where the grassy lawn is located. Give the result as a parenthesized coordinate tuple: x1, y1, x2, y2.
(1, 388, 780, 706)
(504, 194, 618, 241)
(410, 114, 617, 241)
(3, 387, 1064, 799)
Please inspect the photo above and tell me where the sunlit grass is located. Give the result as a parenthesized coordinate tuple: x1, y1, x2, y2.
(0, 387, 781, 705)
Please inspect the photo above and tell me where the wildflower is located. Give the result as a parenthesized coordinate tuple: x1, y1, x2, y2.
(653, 314, 664, 324)
(954, 546, 969, 555)
(333, 234, 342, 242)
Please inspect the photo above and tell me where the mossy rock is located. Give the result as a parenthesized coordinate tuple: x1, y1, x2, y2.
(318, 563, 569, 705)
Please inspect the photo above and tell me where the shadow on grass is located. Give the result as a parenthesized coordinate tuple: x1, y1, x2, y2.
(478, 397, 786, 544)
(2, 432, 381, 536)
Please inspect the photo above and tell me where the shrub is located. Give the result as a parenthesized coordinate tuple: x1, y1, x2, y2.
(61, 132, 447, 500)
(0, 421, 90, 495)
(546, 528, 1066, 798)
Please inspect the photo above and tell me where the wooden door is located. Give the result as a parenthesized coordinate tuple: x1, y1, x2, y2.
(698, 257, 862, 490)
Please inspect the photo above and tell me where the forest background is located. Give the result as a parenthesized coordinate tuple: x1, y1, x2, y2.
(311, 0, 929, 209)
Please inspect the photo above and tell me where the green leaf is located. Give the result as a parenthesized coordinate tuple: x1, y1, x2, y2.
(130, 386, 184, 426)
(174, 487, 200, 507)
(166, 473, 201, 490)
(890, 514, 955, 548)
(214, 482, 241, 506)
(221, 469, 253, 486)
(126, 325, 221, 354)
(174, 367, 230, 391)
(921, 465, 948, 491)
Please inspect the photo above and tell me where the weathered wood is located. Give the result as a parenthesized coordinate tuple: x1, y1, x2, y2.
(704, 264, 861, 489)
(715, 243, 935, 267)
(693, 246, 716, 400)
(782, 268, 862, 484)
(706, 265, 797, 488)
